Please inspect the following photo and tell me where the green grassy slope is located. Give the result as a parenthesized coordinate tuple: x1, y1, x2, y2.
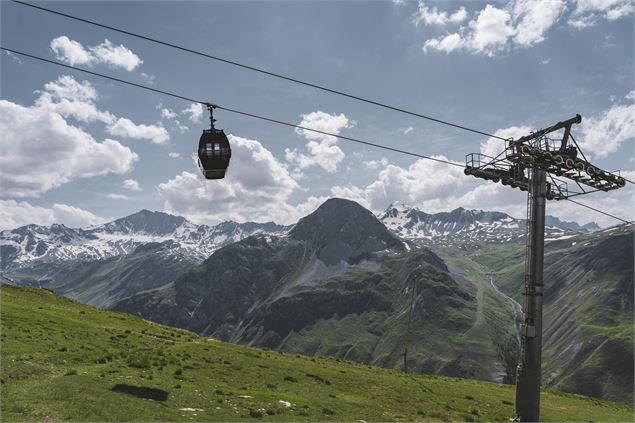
(1, 285, 632, 422)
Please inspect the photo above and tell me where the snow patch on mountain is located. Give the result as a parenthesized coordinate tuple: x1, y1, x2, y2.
(0, 210, 289, 269)
(378, 203, 596, 247)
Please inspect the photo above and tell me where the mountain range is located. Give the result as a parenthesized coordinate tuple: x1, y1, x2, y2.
(0, 209, 288, 268)
(1, 203, 598, 270)
(380, 202, 599, 247)
(1, 198, 630, 404)
(113, 199, 494, 380)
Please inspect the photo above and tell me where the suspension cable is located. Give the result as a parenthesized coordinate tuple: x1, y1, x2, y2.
(3, 45, 631, 224)
(1, 46, 463, 168)
(10, 0, 507, 141)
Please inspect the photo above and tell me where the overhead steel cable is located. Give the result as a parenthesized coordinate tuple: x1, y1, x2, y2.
(10, 0, 508, 141)
(565, 198, 632, 225)
(3, 46, 631, 225)
(0, 46, 463, 168)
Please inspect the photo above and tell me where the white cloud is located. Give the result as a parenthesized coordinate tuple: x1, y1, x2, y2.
(363, 158, 389, 170)
(0, 99, 138, 198)
(107, 117, 170, 144)
(469, 5, 516, 54)
(422, 0, 566, 56)
(331, 155, 467, 211)
(577, 91, 635, 157)
(512, 0, 566, 46)
(107, 193, 129, 200)
(423, 33, 465, 53)
(161, 108, 178, 119)
(50, 36, 143, 71)
(31, 75, 167, 145)
(123, 179, 142, 191)
(34, 75, 115, 124)
(169, 152, 182, 159)
(569, 0, 634, 27)
(480, 126, 532, 158)
(403, 126, 414, 135)
(50, 36, 92, 66)
(414, 2, 467, 26)
(160, 107, 189, 133)
(285, 111, 351, 173)
(158, 135, 307, 224)
(182, 103, 204, 123)
(0, 200, 105, 230)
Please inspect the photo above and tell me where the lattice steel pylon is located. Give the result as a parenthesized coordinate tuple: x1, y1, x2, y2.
(464, 115, 626, 422)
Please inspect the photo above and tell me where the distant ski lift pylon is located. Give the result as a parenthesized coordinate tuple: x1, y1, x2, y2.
(198, 103, 231, 179)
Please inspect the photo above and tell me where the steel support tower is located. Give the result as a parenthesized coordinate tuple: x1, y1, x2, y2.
(464, 115, 626, 422)
(515, 168, 546, 421)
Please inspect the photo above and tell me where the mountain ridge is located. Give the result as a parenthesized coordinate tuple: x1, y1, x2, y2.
(379, 202, 599, 247)
(0, 212, 290, 269)
(1, 201, 598, 269)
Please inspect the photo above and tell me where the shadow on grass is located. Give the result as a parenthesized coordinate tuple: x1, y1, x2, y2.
(112, 384, 168, 401)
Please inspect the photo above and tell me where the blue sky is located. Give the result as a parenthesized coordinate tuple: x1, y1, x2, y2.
(1, 0, 633, 228)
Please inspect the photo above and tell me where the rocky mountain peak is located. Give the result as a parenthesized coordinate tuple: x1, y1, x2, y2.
(103, 209, 188, 236)
(289, 198, 403, 265)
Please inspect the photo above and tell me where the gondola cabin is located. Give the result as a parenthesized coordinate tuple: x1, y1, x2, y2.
(198, 105, 231, 179)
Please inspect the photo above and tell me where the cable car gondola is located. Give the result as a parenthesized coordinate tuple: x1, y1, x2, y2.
(198, 104, 231, 179)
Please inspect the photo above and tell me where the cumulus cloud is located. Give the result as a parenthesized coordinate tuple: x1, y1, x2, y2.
(568, 0, 634, 28)
(107, 117, 170, 144)
(34, 75, 115, 124)
(512, 0, 566, 46)
(0, 75, 153, 197)
(363, 158, 389, 170)
(0, 100, 138, 197)
(50, 36, 143, 71)
(577, 91, 635, 157)
(414, 2, 467, 26)
(107, 193, 129, 200)
(331, 155, 467, 211)
(422, 0, 567, 56)
(480, 126, 532, 158)
(285, 111, 352, 173)
(423, 33, 465, 53)
(123, 179, 142, 191)
(0, 200, 105, 230)
(161, 108, 177, 119)
(32, 75, 168, 144)
(182, 103, 204, 123)
(168, 152, 182, 159)
(158, 135, 310, 224)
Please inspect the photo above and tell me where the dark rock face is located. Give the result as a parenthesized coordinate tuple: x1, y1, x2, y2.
(102, 210, 187, 236)
(289, 198, 404, 265)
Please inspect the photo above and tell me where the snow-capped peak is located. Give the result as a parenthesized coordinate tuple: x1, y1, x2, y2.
(1, 211, 290, 270)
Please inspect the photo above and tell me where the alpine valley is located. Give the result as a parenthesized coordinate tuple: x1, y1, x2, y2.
(1, 198, 631, 404)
